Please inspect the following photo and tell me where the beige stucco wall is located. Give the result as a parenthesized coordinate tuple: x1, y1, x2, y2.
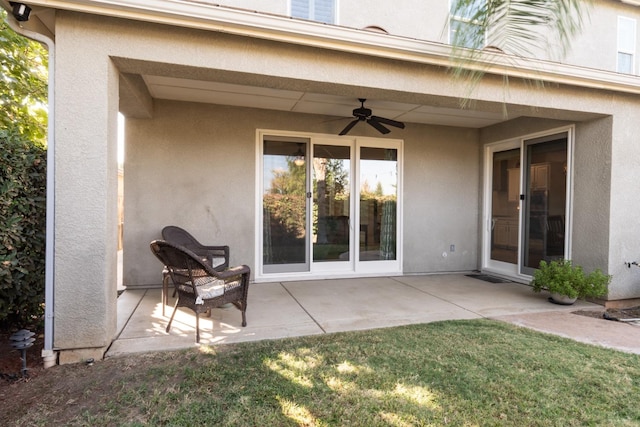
(51, 9, 640, 357)
(208, 0, 640, 73)
(402, 125, 480, 273)
(54, 14, 121, 351)
(605, 93, 640, 299)
(573, 117, 612, 276)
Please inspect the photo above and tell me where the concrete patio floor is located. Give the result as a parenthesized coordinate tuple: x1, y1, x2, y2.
(107, 274, 640, 358)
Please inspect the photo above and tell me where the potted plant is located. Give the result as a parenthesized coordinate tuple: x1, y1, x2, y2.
(531, 259, 611, 305)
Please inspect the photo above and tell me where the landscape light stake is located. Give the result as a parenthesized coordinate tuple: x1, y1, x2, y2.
(9, 329, 35, 377)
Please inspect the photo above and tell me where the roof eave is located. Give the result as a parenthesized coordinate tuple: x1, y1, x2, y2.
(13, 0, 640, 95)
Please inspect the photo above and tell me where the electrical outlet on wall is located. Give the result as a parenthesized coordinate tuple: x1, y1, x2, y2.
(450, 244, 455, 252)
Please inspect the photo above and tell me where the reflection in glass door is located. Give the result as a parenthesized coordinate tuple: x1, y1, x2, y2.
(313, 144, 351, 263)
(262, 138, 309, 274)
(521, 136, 567, 275)
(359, 147, 398, 262)
(490, 148, 520, 267)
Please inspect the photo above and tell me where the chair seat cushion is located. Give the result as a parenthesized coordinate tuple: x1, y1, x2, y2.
(198, 281, 226, 300)
(178, 276, 227, 300)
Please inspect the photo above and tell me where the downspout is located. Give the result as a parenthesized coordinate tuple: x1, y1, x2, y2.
(5, 14, 57, 368)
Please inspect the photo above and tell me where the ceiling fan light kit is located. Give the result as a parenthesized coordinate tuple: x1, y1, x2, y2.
(339, 98, 405, 136)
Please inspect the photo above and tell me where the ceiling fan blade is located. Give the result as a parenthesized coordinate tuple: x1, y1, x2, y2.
(367, 117, 391, 134)
(339, 119, 360, 135)
(371, 115, 405, 129)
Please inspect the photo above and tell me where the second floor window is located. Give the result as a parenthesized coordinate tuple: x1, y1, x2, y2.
(291, 0, 336, 25)
(449, 0, 485, 49)
(617, 16, 636, 74)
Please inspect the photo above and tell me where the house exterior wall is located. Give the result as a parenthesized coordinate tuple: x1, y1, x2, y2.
(206, 0, 640, 73)
(573, 117, 613, 280)
(47, 5, 640, 359)
(202, 0, 450, 43)
(53, 13, 120, 353)
(606, 94, 640, 299)
(402, 125, 480, 273)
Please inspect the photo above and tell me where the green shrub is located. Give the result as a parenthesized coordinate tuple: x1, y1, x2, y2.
(531, 259, 610, 299)
(0, 129, 47, 329)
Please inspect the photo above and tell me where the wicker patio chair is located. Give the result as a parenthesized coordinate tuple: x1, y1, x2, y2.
(150, 239, 250, 343)
(160, 226, 230, 315)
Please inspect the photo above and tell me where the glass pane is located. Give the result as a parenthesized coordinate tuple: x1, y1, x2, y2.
(291, 0, 334, 24)
(360, 147, 397, 261)
(618, 52, 633, 74)
(523, 137, 567, 270)
(490, 149, 520, 264)
(313, 0, 335, 24)
(313, 145, 350, 262)
(450, 0, 485, 18)
(263, 140, 307, 266)
(450, 0, 485, 48)
(449, 19, 484, 49)
(290, 0, 309, 19)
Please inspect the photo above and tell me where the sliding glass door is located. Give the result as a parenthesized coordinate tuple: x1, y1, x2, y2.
(262, 137, 310, 274)
(312, 141, 352, 272)
(488, 146, 521, 272)
(484, 130, 571, 278)
(260, 134, 402, 278)
(521, 135, 568, 275)
(358, 146, 399, 270)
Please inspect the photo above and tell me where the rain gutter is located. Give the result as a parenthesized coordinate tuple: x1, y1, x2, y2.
(4, 9, 57, 368)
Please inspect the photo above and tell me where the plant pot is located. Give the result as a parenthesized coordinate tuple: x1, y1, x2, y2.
(549, 293, 577, 305)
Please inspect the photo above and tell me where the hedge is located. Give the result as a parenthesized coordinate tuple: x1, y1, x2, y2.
(0, 129, 47, 329)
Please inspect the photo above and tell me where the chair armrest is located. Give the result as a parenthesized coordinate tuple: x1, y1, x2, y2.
(216, 265, 250, 280)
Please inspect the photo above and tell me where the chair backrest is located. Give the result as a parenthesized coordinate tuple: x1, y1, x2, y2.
(150, 240, 214, 279)
(162, 226, 201, 250)
(547, 215, 565, 236)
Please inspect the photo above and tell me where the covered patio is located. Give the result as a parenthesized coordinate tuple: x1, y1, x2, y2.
(106, 274, 633, 358)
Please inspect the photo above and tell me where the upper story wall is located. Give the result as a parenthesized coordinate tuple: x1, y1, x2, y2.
(564, 0, 640, 73)
(203, 0, 640, 75)
(199, 0, 450, 43)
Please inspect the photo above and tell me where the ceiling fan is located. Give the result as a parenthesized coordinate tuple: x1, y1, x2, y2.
(339, 98, 405, 136)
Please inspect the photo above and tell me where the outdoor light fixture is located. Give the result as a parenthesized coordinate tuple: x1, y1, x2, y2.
(293, 143, 305, 167)
(9, 329, 35, 377)
(10, 2, 31, 21)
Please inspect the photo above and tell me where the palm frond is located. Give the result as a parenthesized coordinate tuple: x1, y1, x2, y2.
(447, 0, 591, 107)
(450, 0, 589, 58)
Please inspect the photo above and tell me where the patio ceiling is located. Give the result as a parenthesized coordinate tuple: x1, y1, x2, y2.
(142, 75, 509, 129)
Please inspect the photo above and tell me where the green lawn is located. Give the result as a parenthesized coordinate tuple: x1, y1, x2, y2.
(7, 319, 640, 426)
